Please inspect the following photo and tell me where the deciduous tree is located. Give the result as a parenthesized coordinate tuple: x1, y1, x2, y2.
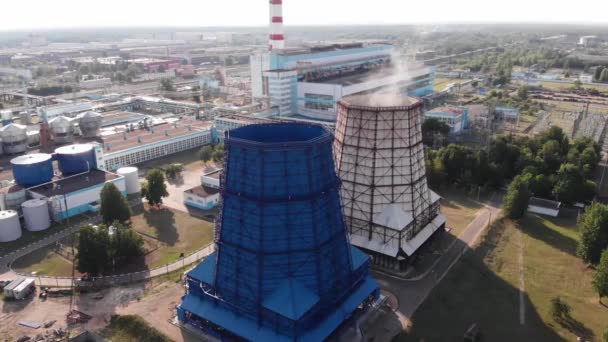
(592, 250, 608, 303)
(100, 183, 131, 225)
(145, 169, 169, 208)
(503, 175, 531, 219)
(577, 203, 608, 264)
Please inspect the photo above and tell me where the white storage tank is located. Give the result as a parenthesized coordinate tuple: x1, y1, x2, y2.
(117, 166, 141, 194)
(22, 199, 51, 232)
(0, 210, 21, 242)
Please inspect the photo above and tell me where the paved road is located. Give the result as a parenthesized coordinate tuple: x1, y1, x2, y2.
(373, 197, 502, 319)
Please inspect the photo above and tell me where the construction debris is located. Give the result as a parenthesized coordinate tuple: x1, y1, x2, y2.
(66, 310, 92, 325)
(18, 321, 41, 329)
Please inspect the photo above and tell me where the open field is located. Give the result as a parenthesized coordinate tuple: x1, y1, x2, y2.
(11, 244, 76, 277)
(99, 315, 172, 342)
(11, 206, 215, 276)
(399, 211, 608, 341)
(130, 204, 215, 268)
(437, 188, 483, 237)
(540, 81, 608, 94)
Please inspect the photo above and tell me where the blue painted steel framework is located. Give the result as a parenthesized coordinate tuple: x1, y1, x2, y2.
(178, 123, 379, 341)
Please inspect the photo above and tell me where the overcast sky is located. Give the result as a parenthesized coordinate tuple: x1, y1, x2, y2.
(1, 0, 607, 31)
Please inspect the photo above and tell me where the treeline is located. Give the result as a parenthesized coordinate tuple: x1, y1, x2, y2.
(27, 85, 76, 96)
(427, 126, 600, 206)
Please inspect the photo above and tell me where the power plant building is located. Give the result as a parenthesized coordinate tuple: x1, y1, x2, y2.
(178, 123, 379, 341)
(334, 94, 446, 271)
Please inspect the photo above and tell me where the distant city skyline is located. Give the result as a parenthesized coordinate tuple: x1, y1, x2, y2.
(2, 0, 608, 31)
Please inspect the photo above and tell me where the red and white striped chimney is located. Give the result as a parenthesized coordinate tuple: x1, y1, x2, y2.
(269, 0, 285, 51)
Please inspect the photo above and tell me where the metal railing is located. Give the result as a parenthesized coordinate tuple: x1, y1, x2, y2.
(11, 241, 215, 288)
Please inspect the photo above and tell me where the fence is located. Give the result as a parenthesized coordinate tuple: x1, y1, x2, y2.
(11, 243, 215, 288)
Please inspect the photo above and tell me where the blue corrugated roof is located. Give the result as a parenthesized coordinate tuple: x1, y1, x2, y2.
(180, 275, 379, 342)
(187, 252, 216, 285)
(263, 278, 320, 320)
(350, 245, 369, 271)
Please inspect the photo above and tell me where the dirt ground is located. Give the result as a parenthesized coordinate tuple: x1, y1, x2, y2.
(0, 279, 198, 342)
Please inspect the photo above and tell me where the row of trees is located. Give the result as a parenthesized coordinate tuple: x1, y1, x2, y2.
(577, 203, 608, 303)
(199, 143, 225, 163)
(594, 66, 608, 82)
(427, 127, 600, 218)
(27, 85, 76, 96)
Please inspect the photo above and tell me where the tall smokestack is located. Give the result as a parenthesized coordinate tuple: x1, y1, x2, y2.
(268, 0, 284, 51)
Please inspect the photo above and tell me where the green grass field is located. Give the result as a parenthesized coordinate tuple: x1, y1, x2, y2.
(540, 81, 608, 94)
(437, 188, 483, 237)
(131, 205, 215, 268)
(11, 244, 75, 276)
(100, 315, 172, 342)
(398, 212, 608, 341)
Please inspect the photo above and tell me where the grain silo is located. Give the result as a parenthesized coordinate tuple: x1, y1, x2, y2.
(49, 116, 74, 144)
(0, 210, 21, 242)
(22, 199, 51, 232)
(334, 93, 446, 271)
(78, 111, 102, 138)
(116, 167, 140, 194)
(0, 123, 27, 154)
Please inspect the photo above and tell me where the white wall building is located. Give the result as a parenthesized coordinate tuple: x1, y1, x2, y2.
(184, 168, 222, 210)
(528, 197, 561, 217)
(102, 125, 214, 171)
(38, 102, 94, 121)
(27, 170, 126, 220)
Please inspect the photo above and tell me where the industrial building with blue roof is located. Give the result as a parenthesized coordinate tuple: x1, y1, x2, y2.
(177, 122, 380, 341)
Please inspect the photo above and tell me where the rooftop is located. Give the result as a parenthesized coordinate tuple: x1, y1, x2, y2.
(315, 67, 398, 86)
(340, 93, 421, 110)
(28, 169, 120, 197)
(185, 185, 220, 198)
(529, 197, 561, 210)
(101, 111, 146, 127)
(102, 118, 213, 154)
(203, 168, 222, 180)
(426, 106, 465, 117)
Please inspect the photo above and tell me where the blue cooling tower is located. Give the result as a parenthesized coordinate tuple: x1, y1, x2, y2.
(178, 123, 379, 342)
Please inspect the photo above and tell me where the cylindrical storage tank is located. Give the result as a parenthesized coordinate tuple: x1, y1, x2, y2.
(11, 153, 54, 186)
(0, 124, 27, 154)
(49, 116, 74, 144)
(0, 210, 21, 242)
(4, 186, 26, 210)
(54, 144, 96, 175)
(117, 167, 141, 194)
(78, 111, 102, 138)
(22, 199, 51, 232)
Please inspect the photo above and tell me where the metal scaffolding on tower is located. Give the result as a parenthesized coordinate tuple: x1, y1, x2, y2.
(177, 123, 379, 341)
(333, 93, 446, 271)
